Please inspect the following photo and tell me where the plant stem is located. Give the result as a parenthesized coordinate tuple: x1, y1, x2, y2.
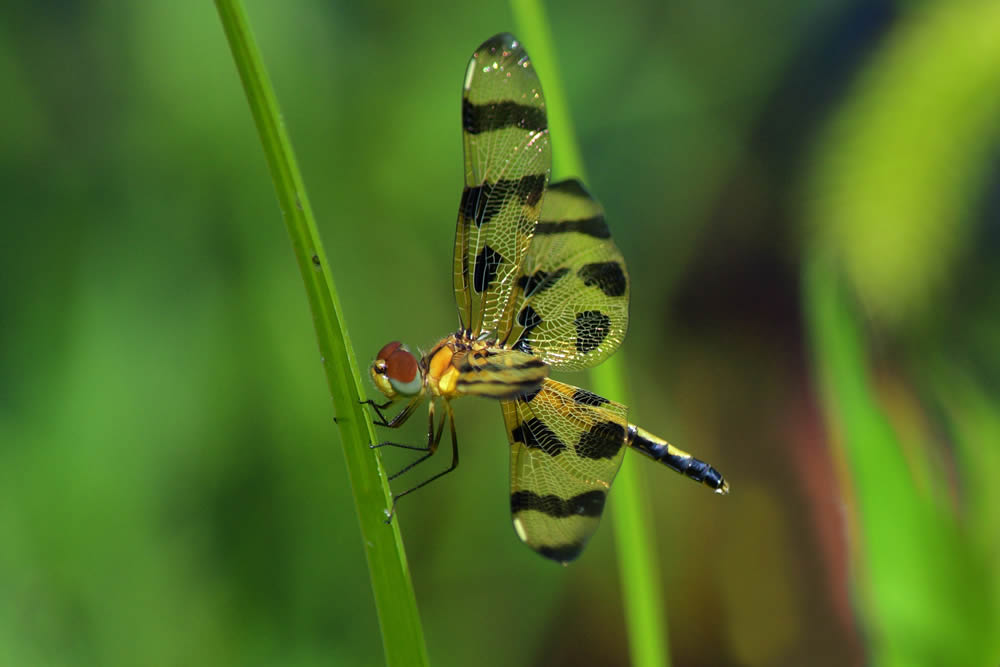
(213, 3, 429, 665)
(510, 3, 670, 665)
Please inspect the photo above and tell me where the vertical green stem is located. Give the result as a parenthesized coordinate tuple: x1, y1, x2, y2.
(213, 3, 429, 665)
(594, 364, 670, 667)
(510, 2, 670, 665)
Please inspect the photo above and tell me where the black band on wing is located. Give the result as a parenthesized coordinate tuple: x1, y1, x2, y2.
(538, 542, 584, 563)
(462, 99, 548, 135)
(460, 174, 547, 228)
(510, 417, 566, 455)
(534, 215, 611, 239)
(510, 489, 606, 518)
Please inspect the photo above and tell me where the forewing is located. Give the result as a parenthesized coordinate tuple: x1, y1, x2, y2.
(502, 378, 628, 563)
(453, 33, 551, 338)
(504, 179, 629, 370)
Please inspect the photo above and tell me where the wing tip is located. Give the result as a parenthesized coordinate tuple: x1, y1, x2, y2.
(537, 542, 585, 564)
(513, 517, 586, 564)
(477, 33, 521, 54)
(464, 33, 530, 94)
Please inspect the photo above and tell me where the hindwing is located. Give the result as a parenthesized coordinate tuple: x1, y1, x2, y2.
(504, 179, 629, 369)
(502, 378, 628, 563)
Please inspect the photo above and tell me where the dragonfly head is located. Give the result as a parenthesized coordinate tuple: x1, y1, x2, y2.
(371, 341, 423, 399)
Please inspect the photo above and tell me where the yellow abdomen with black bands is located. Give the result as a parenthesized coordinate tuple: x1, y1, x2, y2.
(626, 425, 729, 494)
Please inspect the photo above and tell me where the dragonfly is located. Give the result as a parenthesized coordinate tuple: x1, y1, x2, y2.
(365, 33, 728, 564)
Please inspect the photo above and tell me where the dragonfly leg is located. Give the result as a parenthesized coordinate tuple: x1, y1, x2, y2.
(342, 397, 399, 426)
(362, 396, 419, 428)
(384, 402, 460, 523)
(377, 400, 447, 480)
(359, 398, 397, 426)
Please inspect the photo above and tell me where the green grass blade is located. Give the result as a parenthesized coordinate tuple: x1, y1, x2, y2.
(803, 251, 996, 666)
(597, 367, 670, 667)
(510, 3, 669, 665)
(213, 3, 429, 665)
(508, 0, 585, 180)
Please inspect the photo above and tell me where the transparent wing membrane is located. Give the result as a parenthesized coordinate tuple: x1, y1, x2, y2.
(453, 34, 551, 337)
(504, 179, 630, 369)
(502, 378, 628, 563)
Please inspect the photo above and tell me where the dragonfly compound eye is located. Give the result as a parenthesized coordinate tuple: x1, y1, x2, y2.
(372, 341, 422, 398)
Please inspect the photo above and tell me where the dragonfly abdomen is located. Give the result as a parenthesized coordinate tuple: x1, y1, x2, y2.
(626, 425, 730, 494)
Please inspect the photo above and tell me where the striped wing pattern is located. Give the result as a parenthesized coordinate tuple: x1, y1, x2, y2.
(502, 378, 628, 563)
(453, 34, 551, 339)
(504, 179, 630, 369)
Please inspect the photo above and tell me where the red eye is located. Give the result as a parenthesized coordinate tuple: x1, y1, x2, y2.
(385, 347, 418, 383)
(377, 341, 403, 362)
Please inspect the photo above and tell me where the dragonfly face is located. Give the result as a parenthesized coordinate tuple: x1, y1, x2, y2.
(364, 33, 729, 563)
(371, 341, 423, 399)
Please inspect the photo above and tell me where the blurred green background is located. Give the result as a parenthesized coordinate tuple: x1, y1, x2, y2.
(3, 1, 999, 665)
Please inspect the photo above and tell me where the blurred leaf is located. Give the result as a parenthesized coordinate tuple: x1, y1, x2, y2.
(932, 368, 1000, 607)
(803, 252, 999, 666)
(805, 1, 1000, 322)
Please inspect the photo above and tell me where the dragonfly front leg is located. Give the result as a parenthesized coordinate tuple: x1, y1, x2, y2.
(359, 398, 392, 425)
(360, 397, 418, 427)
(381, 401, 460, 523)
(371, 399, 442, 461)
(375, 401, 446, 478)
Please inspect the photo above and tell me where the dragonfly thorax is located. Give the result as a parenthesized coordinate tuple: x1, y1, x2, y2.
(371, 341, 423, 398)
